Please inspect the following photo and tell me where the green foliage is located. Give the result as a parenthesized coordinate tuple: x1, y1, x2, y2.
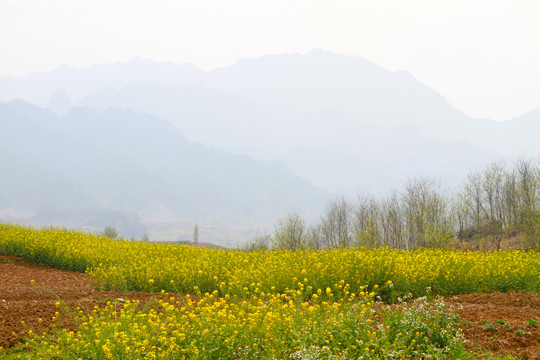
(102, 226, 118, 239)
(457, 158, 540, 250)
(520, 208, 540, 250)
(272, 212, 307, 250)
(482, 323, 498, 332)
(18, 293, 466, 360)
(378, 297, 466, 359)
(193, 223, 199, 244)
(514, 329, 530, 337)
(243, 232, 271, 251)
(355, 217, 381, 249)
(495, 319, 511, 328)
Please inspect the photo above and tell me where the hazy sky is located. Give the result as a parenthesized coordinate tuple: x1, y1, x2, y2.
(1, 0, 539, 121)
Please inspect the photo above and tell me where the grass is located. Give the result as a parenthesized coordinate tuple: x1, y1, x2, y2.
(513, 329, 530, 337)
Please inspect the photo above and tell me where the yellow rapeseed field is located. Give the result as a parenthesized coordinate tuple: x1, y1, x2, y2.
(1, 223, 538, 359)
(1, 223, 538, 298)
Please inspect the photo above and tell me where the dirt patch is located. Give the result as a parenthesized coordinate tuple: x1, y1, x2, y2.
(0, 255, 155, 348)
(445, 292, 540, 359)
(1, 255, 539, 358)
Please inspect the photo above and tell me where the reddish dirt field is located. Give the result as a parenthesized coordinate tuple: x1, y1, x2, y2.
(1, 254, 539, 358)
(445, 293, 540, 359)
(0, 255, 155, 350)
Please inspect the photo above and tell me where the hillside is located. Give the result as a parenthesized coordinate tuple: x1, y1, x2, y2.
(0, 101, 326, 240)
(77, 50, 507, 192)
(3, 51, 539, 194)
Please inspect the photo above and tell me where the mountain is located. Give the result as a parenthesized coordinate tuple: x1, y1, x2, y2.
(47, 89, 72, 116)
(0, 58, 204, 108)
(203, 49, 533, 157)
(78, 50, 507, 191)
(0, 101, 326, 241)
(2, 49, 539, 196)
(498, 107, 540, 155)
(206, 49, 475, 132)
(79, 83, 283, 159)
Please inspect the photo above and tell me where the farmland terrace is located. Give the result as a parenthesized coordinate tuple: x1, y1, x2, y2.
(1, 254, 539, 359)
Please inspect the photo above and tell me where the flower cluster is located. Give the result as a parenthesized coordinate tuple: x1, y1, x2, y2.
(1, 224, 538, 301)
(22, 290, 465, 359)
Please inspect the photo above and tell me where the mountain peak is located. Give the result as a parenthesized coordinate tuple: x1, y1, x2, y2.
(47, 88, 72, 116)
(307, 47, 326, 55)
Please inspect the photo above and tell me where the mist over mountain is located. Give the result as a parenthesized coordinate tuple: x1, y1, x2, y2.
(1, 49, 539, 242)
(203, 49, 540, 157)
(0, 101, 326, 242)
(79, 83, 282, 160)
(76, 49, 514, 192)
(47, 89, 72, 116)
(0, 58, 203, 109)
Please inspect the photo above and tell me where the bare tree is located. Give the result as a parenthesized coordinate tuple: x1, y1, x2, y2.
(463, 170, 484, 229)
(272, 212, 307, 250)
(320, 196, 352, 248)
(353, 195, 381, 248)
(379, 190, 405, 249)
(266, 158, 540, 252)
(459, 161, 528, 250)
(193, 223, 199, 244)
(452, 191, 474, 242)
(401, 177, 451, 249)
(243, 231, 271, 251)
(515, 158, 540, 249)
(480, 162, 507, 250)
(306, 223, 325, 250)
(515, 158, 540, 212)
(502, 168, 519, 226)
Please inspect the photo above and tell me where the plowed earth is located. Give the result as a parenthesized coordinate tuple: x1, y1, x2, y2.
(445, 293, 540, 359)
(1, 254, 539, 359)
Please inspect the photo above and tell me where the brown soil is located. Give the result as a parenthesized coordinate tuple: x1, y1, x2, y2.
(1, 254, 539, 358)
(0, 254, 155, 349)
(445, 293, 540, 359)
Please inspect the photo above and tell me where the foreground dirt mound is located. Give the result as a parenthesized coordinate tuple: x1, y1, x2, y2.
(445, 292, 540, 359)
(0, 255, 154, 348)
(1, 254, 539, 358)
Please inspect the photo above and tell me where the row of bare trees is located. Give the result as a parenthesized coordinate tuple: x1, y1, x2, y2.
(456, 159, 540, 249)
(245, 158, 540, 251)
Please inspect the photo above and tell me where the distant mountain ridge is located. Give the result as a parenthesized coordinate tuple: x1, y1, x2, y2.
(0, 100, 326, 240)
(1, 49, 539, 195)
(73, 50, 518, 192)
(0, 58, 204, 108)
